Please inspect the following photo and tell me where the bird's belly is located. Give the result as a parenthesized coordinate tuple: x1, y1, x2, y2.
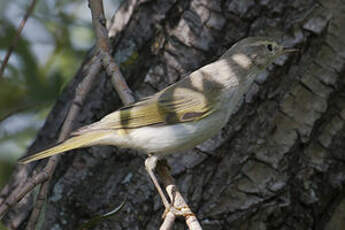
(119, 111, 228, 155)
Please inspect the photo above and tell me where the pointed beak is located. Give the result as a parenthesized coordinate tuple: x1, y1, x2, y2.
(281, 48, 299, 54)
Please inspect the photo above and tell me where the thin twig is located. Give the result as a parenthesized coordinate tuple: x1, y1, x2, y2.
(88, 0, 135, 105)
(0, 57, 103, 222)
(160, 212, 176, 230)
(157, 162, 202, 230)
(0, 170, 48, 219)
(0, 0, 38, 78)
(25, 57, 103, 229)
(0, 103, 37, 123)
(25, 175, 50, 230)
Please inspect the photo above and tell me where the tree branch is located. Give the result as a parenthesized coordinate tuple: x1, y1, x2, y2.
(0, 57, 103, 224)
(24, 57, 103, 229)
(157, 161, 202, 230)
(0, 0, 38, 78)
(89, 0, 135, 105)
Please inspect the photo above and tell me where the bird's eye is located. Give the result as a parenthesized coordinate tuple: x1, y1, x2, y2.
(266, 44, 273, 52)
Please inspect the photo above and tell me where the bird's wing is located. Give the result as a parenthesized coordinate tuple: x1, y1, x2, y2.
(72, 78, 221, 135)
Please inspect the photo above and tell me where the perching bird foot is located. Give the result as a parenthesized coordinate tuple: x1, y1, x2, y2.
(162, 205, 194, 219)
(145, 156, 195, 219)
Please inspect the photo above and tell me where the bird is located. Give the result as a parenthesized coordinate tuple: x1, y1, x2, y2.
(18, 36, 296, 213)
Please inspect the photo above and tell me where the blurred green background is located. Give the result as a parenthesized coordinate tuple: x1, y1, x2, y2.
(0, 0, 122, 189)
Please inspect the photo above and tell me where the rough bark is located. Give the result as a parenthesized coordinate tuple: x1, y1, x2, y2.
(2, 0, 345, 229)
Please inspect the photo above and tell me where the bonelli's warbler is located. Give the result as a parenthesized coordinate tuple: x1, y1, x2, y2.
(19, 37, 295, 164)
(18, 37, 296, 213)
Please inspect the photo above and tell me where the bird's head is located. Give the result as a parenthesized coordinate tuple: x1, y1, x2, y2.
(221, 37, 297, 71)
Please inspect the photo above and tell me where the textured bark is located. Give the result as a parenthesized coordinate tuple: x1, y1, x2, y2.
(2, 0, 345, 229)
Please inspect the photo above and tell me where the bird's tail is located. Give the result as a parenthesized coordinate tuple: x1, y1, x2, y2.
(17, 131, 110, 164)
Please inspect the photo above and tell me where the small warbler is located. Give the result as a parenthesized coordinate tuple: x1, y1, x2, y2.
(18, 37, 296, 213)
(18, 37, 295, 164)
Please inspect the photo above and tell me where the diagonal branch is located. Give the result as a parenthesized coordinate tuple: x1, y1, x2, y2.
(89, 0, 135, 105)
(157, 161, 202, 230)
(0, 57, 103, 223)
(0, 0, 38, 78)
(24, 56, 103, 229)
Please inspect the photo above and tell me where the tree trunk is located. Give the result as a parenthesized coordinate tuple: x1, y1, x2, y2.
(2, 0, 345, 229)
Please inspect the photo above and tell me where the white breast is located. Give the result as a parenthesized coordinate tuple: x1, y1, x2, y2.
(99, 109, 229, 155)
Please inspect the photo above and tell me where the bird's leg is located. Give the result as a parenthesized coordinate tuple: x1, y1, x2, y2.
(145, 155, 171, 211)
(145, 155, 194, 218)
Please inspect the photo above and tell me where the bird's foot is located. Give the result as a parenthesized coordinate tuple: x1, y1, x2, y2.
(162, 205, 194, 218)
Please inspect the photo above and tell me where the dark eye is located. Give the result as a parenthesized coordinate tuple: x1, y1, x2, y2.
(267, 44, 273, 52)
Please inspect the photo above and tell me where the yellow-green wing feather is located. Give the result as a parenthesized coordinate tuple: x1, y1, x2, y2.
(73, 77, 220, 135)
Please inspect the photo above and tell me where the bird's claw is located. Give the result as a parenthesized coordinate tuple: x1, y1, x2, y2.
(162, 205, 194, 219)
